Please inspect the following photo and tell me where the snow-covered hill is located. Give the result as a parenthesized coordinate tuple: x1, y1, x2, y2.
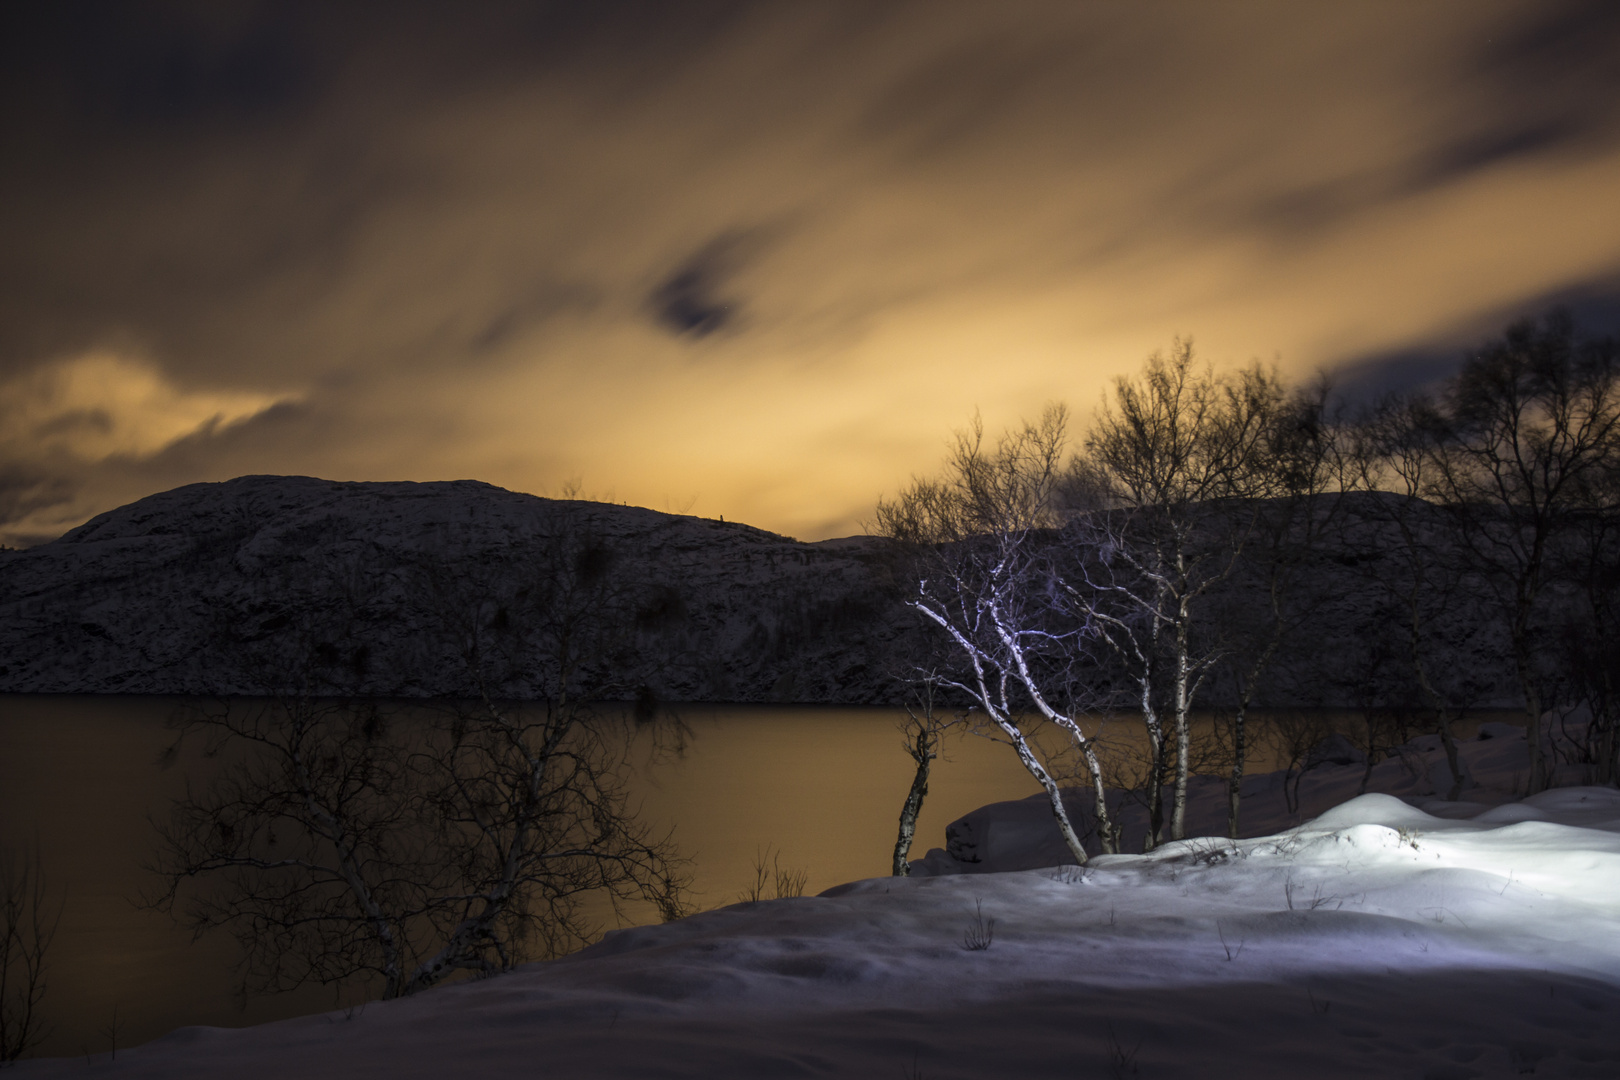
(0, 476, 908, 701)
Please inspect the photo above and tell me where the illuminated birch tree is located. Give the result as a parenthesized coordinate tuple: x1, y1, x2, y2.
(876, 407, 1116, 864)
(1068, 342, 1288, 844)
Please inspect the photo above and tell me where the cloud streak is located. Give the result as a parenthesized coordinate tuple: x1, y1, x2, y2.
(0, 352, 295, 542)
(0, 352, 291, 463)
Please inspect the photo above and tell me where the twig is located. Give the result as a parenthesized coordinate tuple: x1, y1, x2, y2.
(1106, 1021, 1141, 1077)
(960, 900, 995, 951)
(101, 1004, 120, 1062)
(1216, 920, 1245, 961)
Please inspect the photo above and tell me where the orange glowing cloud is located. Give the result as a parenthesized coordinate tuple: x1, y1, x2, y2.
(0, 352, 294, 464)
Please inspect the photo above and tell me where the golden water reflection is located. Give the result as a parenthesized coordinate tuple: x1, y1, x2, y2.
(0, 695, 1517, 1059)
(0, 697, 1044, 1058)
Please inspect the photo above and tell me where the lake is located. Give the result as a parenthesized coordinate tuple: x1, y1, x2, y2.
(0, 696, 1047, 1059)
(1, 694, 1512, 1060)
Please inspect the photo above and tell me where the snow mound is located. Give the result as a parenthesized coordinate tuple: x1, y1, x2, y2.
(911, 713, 1604, 877)
(1299, 792, 1446, 832)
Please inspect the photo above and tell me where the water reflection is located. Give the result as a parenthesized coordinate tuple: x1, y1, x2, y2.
(0, 695, 1513, 1059)
(0, 697, 1041, 1058)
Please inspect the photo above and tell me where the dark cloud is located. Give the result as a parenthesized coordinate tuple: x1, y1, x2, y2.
(651, 236, 749, 338)
(490, 0, 754, 75)
(853, 31, 1077, 160)
(1412, 121, 1579, 190)
(100, 15, 314, 127)
(1328, 276, 1620, 405)
(0, 466, 76, 537)
(1247, 176, 1389, 237)
(0, 1, 323, 134)
(1565, 296, 1620, 338)
(1325, 345, 1468, 406)
(1238, 1, 1620, 240)
(0, 0, 752, 132)
(1478, 0, 1620, 105)
(471, 283, 602, 354)
(1423, 0, 1620, 182)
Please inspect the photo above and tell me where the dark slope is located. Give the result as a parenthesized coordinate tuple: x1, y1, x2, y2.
(0, 476, 907, 701)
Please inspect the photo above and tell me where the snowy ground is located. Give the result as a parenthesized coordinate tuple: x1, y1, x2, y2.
(17, 723, 1620, 1078)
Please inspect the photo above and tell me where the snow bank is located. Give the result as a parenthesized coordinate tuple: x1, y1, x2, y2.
(910, 714, 1599, 875)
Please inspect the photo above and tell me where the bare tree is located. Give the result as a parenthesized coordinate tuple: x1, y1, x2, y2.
(1, 847, 60, 1063)
(1068, 341, 1288, 844)
(150, 693, 428, 999)
(1557, 477, 1620, 783)
(876, 407, 1114, 864)
(1266, 710, 1339, 818)
(1202, 378, 1345, 836)
(737, 849, 808, 903)
(1415, 314, 1620, 791)
(1210, 526, 1296, 837)
(405, 519, 689, 988)
(1343, 396, 1476, 799)
(151, 511, 688, 1002)
(889, 673, 962, 876)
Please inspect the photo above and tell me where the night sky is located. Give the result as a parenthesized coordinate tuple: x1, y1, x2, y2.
(4, 1, 1620, 547)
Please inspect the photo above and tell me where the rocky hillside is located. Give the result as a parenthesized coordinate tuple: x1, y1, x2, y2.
(0, 478, 1530, 709)
(0, 476, 910, 702)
